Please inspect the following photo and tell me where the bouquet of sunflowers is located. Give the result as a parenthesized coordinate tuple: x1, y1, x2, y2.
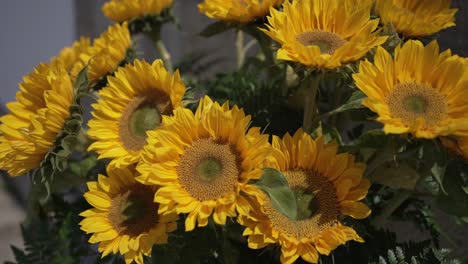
(2, 0, 467, 263)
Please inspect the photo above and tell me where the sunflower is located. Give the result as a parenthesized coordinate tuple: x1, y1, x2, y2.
(103, 0, 173, 22)
(87, 59, 185, 168)
(441, 136, 468, 160)
(353, 40, 468, 139)
(198, 0, 284, 23)
(0, 62, 73, 176)
(137, 96, 271, 231)
(261, 0, 387, 69)
(375, 0, 457, 38)
(238, 129, 370, 264)
(71, 22, 132, 83)
(55, 37, 92, 74)
(80, 166, 177, 264)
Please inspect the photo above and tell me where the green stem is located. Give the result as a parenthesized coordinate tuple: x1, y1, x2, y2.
(243, 26, 275, 67)
(148, 27, 173, 73)
(371, 190, 411, 228)
(236, 30, 245, 69)
(303, 74, 321, 133)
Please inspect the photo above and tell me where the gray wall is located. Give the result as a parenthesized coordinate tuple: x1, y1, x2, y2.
(0, 0, 75, 105)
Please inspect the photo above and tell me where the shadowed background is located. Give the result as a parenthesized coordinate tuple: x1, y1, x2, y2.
(0, 0, 467, 261)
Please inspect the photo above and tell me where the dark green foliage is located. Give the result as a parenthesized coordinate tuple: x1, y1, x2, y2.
(5, 196, 91, 264)
(369, 246, 462, 264)
(200, 63, 302, 136)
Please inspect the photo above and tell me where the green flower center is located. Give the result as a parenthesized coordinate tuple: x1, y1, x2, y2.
(403, 95, 427, 114)
(387, 82, 447, 129)
(130, 105, 161, 138)
(178, 138, 240, 201)
(197, 158, 223, 182)
(119, 92, 173, 151)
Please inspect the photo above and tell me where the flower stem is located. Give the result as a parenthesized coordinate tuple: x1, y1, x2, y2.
(243, 26, 275, 68)
(236, 30, 246, 69)
(303, 74, 321, 133)
(148, 26, 173, 73)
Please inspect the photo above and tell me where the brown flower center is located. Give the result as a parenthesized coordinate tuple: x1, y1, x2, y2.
(119, 91, 173, 151)
(178, 138, 240, 201)
(296, 30, 346, 55)
(263, 169, 340, 239)
(108, 183, 159, 237)
(387, 82, 447, 128)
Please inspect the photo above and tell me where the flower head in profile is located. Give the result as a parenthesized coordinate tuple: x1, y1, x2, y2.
(137, 96, 272, 231)
(55, 37, 92, 75)
(353, 40, 468, 138)
(238, 129, 370, 264)
(375, 0, 457, 37)
(80, 166, 177, 264)
(0, 61, 73, 176)
(198, 0, 284, 23)
(71, 22, 132, 83)
(261, 0, 387, 69)
(103, 0, 173, 22)
(87, 59, 185, 168)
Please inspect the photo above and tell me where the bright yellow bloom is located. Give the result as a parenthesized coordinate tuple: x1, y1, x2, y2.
(87, 59, 185, 168)
(262, 0, 387, 69)
(0, 62, 74, 176)
(238, 129, 370, 264)
(72, 23, 131, 83)
(441, 136, 468, 160)
(55, 37, 92, 74)
(353, 40, 468, 138)
(80, 166, 177, 264)
(198, 0, 284, 23)
(375, 0, 457, 37)
(137, 96, 271, 231)
(103, 0, 173, 22)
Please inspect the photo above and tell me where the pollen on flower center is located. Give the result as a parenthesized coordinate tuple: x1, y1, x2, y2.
(108, 183, 159, 237)
(296, 31, 347, 55)
(178, 138, 240, 201)
(387, 82, 447, 128)
(119, 91, 173, 151)
(263, 169, 340, 239)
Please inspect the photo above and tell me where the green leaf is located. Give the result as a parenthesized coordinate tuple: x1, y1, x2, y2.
(200, 21, 235, 37)
(436, 162, 468, 217)
(373, 162, 420, 190)
(326, 90, 366, 116)
(73, 66, 88, 93)
(254, 168, 297, 220)
(356, 129, 388, 149)
(419, 140, 448, 194)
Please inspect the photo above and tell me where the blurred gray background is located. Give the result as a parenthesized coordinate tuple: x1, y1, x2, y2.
(0, 0, 467, 262)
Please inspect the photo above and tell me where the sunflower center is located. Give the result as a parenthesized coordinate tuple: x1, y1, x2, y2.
(387, 82, 447, 128)
(130, 106, 161, 138)
(178, 138, 240, 201)
(263, 169, 340, 239)
(296, 31, 346, 55)
(108, 183, 159, 237)
(119, 91, 173, 151)
(197, 158, 223, 182)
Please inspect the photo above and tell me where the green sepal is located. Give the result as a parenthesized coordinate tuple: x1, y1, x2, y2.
(254, 168, 297, 220)
(435, 161, 468, 218)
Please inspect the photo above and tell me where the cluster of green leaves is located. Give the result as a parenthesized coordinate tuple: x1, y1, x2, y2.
(6, 196, 92, 264)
